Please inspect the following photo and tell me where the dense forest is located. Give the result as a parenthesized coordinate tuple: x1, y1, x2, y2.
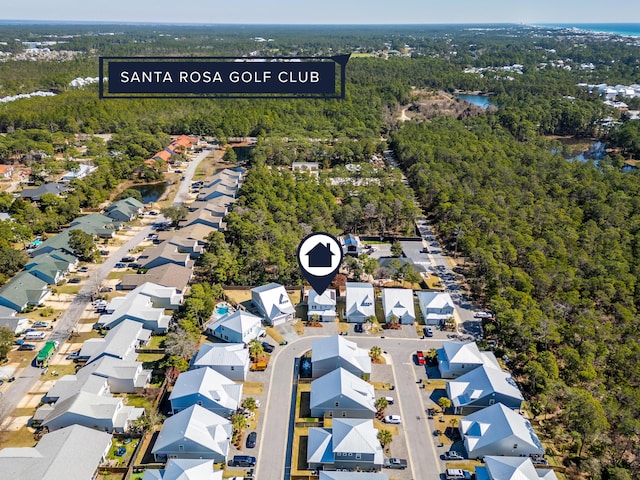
(1, 23, 640, 478)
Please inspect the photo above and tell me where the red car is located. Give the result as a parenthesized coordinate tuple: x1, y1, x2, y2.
(416, 351, 426, 365)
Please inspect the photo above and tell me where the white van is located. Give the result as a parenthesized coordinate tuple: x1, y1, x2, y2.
(24, 331, 46, 341)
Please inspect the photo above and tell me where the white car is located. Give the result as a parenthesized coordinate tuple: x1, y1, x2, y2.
(383, 415, 402, 424)
(474, 311, 493, 319)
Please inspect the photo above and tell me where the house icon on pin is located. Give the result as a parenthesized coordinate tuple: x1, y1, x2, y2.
(307, 242, 334, 268)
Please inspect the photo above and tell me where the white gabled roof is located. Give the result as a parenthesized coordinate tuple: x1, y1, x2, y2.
(80, 319, 150, 363)
(152, 405, 231, 457)
(307, 427, 334, 464)
(312, 335, 372, 375)
(169, 367, 242, 411)
(481, 456, 557, 480)
(442, 341, 485, 365)
(345, 283, 375, 319)
(332, 418, 382, 461)
(448, 365, 523, 408)
(192, 343, 249, 369)
(310, 368, 375, 414)
(207, 310, 262, 336)
(381, 288, 415, 320)
(252, 282, 294, 321)
(308, 289, 337, 308)
(142, 459, 222, 480)
(460, 403, 544, 457)
(417, 291, 454, 310)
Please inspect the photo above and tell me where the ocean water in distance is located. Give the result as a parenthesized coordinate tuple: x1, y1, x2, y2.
(536, 23, 640, 37)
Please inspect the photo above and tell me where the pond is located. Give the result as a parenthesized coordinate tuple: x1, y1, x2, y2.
(129, 182, 167, 204)
(455, 93, 495, 109)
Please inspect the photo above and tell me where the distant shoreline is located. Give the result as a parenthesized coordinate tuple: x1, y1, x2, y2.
(531, 23, 640, 38)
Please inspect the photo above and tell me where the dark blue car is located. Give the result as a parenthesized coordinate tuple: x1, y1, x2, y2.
(115, 446, 127, 457)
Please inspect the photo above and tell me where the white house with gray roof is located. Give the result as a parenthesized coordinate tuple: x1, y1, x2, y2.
(417, 291, 455, 325)
(310, 367, 376, 418)
(475, 456, 558, 480)
(307, 418, 383, 471)
(97, 283, 179, 332)
(79, 319, 151, 364)
(438, 341, 500, 379)
(251, 282, 295, 325)
(190, 343, 250, 381)
(0, 271, 50, 312)
(40, 391, 143, 433)
(307, 288, 337, 322)
(143, 459, 222, 480)
(0, 424, 111, 480)
(204, 310, 265, 345)
(311, 335, 371, 379)
(459, 403, 545, 459)
(169, 367, 242, 417)
(345, 282, 375, 323)
(382, 288, 416, 324)
(447, 364, 524, 414)
(152, 404, 232, 463)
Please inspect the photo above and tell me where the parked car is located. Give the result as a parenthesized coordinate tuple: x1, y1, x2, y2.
(416, 351, 426, 365)
(383, 415, 402, 424)
(445, 468, 472, 480)
(246, 431, 257, 448)
(100, 286, 114, 292)
(18, 344, 37, 351)
(115, 446, 127, 457)
(99, 250, 110, 256)
(114, 262, 127, 268)
(382, 396, 394, 405)
(423, 326, 434, 337)
(383, 458, 407, 469)
(229, 455, 256, 467)
(33, 321, 49, 328)
(121, 256, 136, 263)
(443, 451, 464, 460)
(127, 263, 140, 269)
(78, 266, 89, 273)
(474, 311, 493, 319)
(261, 342, 275, 353)
(354, 323, 363, 333)
(14, 339, 25, 346)
(68, 277, 81, 284)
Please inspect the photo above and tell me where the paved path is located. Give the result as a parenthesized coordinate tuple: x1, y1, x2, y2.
(256, 335, 447, 480)
(0, 146, 212, 423)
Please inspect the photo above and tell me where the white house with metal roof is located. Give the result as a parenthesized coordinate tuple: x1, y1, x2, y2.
(307, 288, 337, 322)
(143, 459, 222, 480)
(381, 288, 416, 324)
(40, 391, 143, 433)
(459, 403, 545, 459)
(307, 418, 383, 471)
(97, 283, 178, 332)
(152, 404, 232, 463)
(438, 341, 500, 379)
(169, 367, 242, 417)
(204, 310, 265, 345)
(475, 456, 558, 480)
(416, 291, 455, 325)
(190, 343, 251, 381)
(345, 282, 375, 323)
(310, 367, 376, 418)
(311, 335, 372, 379)
(251, 282, 295, 325)
(79, 319, 151, 364)
(0, 424, 112, 480)
(447, 364, 524, 414)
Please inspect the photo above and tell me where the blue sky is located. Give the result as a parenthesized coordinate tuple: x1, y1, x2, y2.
(2, 0, 640, 24)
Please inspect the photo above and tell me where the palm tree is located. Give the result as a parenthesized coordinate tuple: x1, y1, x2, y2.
(377, 429, 393, 451)
(242, 397, 257, 412)
(231, 413, 246, 444)
(438, 397, 451, 415)
(375, 397, 389, 416)
(369, 345, 382, 362)
(248, 339, 264, 360)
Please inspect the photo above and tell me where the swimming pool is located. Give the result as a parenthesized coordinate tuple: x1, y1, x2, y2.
(215, 303, 230, 316)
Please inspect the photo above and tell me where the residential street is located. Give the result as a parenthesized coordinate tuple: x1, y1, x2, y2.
(256, 330, 448, 480)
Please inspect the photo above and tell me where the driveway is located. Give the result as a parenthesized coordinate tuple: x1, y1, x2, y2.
(0, 147, 212, 423)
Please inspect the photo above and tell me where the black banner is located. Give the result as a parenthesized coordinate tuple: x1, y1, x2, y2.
(99, 55, 349, 99)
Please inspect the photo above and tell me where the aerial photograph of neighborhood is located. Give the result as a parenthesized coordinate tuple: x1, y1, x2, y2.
(0, 2, 640, 480)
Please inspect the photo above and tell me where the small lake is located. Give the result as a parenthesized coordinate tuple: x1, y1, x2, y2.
(129, 182, 167, 204)
(456, 94, 495, 109)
